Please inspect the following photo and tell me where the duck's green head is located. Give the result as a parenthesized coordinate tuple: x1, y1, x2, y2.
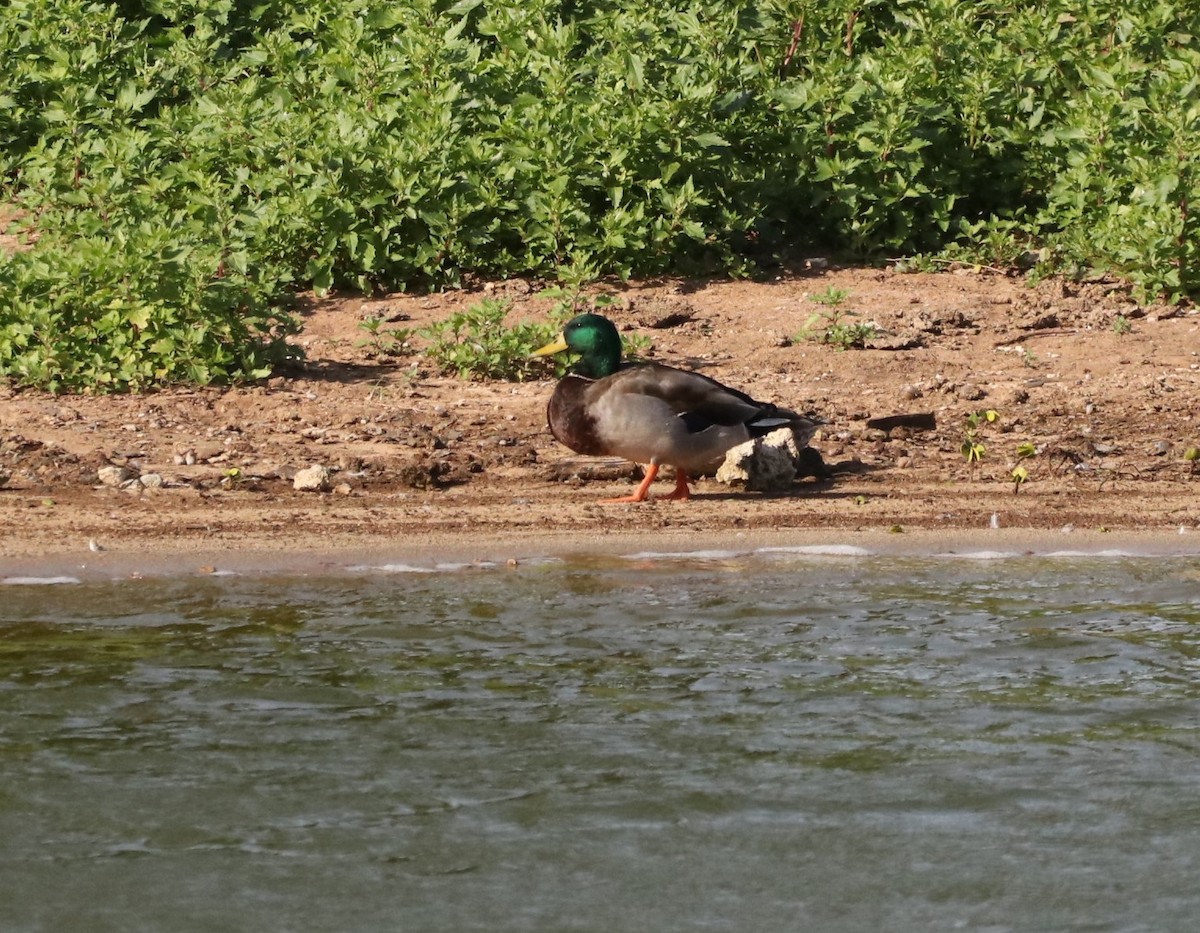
(531, 313, 623, 378)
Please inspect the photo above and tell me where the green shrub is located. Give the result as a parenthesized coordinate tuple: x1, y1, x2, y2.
(0, 222, 299, 391)
(1, 0, 1196, 390)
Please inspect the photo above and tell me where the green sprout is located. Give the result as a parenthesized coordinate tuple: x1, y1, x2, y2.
(961, 410, 1000, 478)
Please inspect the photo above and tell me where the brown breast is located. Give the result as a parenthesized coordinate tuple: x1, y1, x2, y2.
(547, 375, 607, 456)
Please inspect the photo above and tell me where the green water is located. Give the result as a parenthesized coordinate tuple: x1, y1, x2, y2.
(3, 550, 1200, 932)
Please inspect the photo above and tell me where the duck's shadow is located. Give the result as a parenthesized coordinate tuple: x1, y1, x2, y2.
(681, 458, 878, 501)
(687, 487, 868, 503)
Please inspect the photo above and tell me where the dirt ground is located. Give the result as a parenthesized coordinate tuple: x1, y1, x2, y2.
(2, 264, 1199, 568)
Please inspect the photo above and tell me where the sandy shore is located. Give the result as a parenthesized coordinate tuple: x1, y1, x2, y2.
(3, 268, 1198, 577)
(3, 523, 1198, 584)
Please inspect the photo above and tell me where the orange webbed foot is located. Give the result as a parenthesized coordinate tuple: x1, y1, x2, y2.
(660, 471, 692, 501)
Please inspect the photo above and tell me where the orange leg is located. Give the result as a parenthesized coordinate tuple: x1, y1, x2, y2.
(599, 465, 693, 503)
(600, 463, 659, 503)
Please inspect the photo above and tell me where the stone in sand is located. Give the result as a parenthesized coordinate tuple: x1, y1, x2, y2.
(715, 428, 803, 493)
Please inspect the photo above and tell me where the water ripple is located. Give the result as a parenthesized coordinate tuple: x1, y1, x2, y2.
(3, 555, 1200, 931)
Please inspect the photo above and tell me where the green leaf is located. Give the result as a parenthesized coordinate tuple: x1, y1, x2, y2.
(366, 8, 407, 28)
(622, 51, 644, 91)
(773, 84, 810, 110)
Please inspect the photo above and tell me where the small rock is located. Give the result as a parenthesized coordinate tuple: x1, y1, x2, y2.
(865, 331, 924, 351)
(139, 473, 164, 489)
(1152, 440, 1171, 456)
(98, 465, 136, 487)
(716, 428, 806, 493)
(900, 384, 923, 401)
(1020, 311, 1059, 330)
(956, 383, 986, 401)
(194, 444, 224, 463)
(293, 464, 332, 492)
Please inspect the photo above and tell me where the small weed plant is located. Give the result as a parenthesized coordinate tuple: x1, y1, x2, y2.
(810, 287, 851, 307)
(961, 409, 1000, 478)
(961, 414, 1040, 490)
(801, 289, 876, 350)
(356, 318, 414, 359)
(421, 300, 562, 382)
(1012, 441, 1038, 492)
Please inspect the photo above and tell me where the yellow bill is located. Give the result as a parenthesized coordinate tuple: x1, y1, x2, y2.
(530, 334, 569, 358)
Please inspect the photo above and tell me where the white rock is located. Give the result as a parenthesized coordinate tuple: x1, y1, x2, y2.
(293, 464, 332, 492)
(97, 465, 136, 487)
(716, 428, 802, 493)
(139, 473, 164, 489)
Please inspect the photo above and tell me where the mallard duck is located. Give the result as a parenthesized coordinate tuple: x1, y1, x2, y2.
(531, 313, 820, 502)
